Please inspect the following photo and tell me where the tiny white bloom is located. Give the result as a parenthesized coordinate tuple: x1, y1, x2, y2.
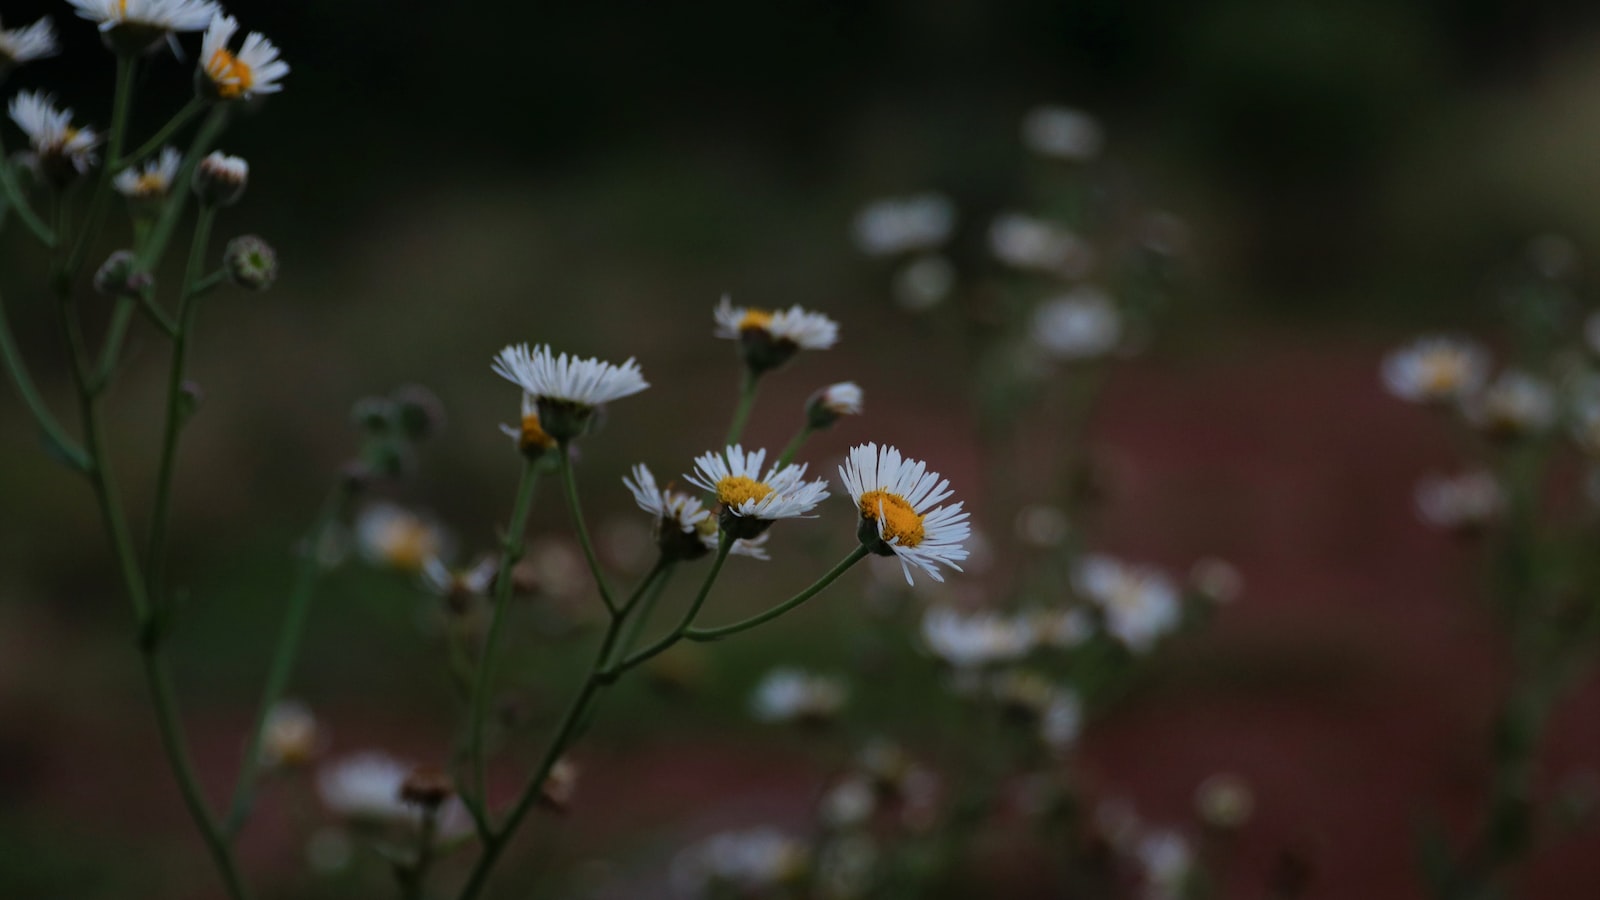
(714, 295, 839, 350)
(1021, 106, 1104, 161)
(1040, 689, 1084, 750)
(817, 382, 863, 417)
(0, 16, 59, 68)
(492, 343, 649, 410)
(355, 503, 449, 574)
(7, 91, 98, 176)
(839, 443, 970, 584)
(200, 13, 289, 100)
(315, 751, 470, 837)
(821, 775, 876, 828)
(1414, 470, 1501, 532)
(114, 146, 181, 199)
(989, 212, 1094, 277)
(1073, 554, 1181, 653)
(672, 828, 810, 896)
(851, 192, 956, 256)
(750, 667, 848, 723)
(686, 445, 831, 525)
(1136, 829, 1194, 900)
(66, 0, 219, 34)
(1380, 336, 1489, 404)
(920, 606, 1035, 668)
(892, 254, 956, 311)
(1463, 369, 1555, 438)
(1031, 287, 1122, 360)
(260, 700, 320, 767)
(420, 555, 498, 600)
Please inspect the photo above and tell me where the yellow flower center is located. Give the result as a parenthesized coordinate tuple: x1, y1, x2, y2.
(717, 475, 773, 508)
(859, 489, 926, 547)
(379, 521, 435, 573)
(738, 309, 774, 332)
(1419, 353, 1466, 396)
(520, 412, 557, 451)
(206, 48, 254, 99)
(134, 173, 167, 196)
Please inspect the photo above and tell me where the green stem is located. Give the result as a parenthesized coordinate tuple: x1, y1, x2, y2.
(223, 482, 354, 835)
(775, 424, 814, 468)
(145, 204, 219, 597)
(89, 297, 137, 393)
(0, 132, 55, 247)
(0, 289, 88, 469)
(685, 545, 868, 642)
(557, 445, 618, 615)
(136, 285, 179, 336)
(468, 460, 542, 828)
(614, 562, 677, 663)
(398, 805, 440, 900)
(65, 53, 138, 277)
(725, 368, 761, 448)
(608, 536, 734, 676)
(117, 97, 207, 170)
(138, 106, 230, 269)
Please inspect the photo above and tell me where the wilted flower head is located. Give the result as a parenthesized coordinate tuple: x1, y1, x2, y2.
(840, 443, 969, 584)
(1031, 287, 1122, 360)
(672, 827, 811, 897)
(1414, 470, 1502, 533)
(1463, 370, 1555, 439)
(806, 381, 863, 429)
(1073, 554, 1181, 653)
(114, 146, 181, 201)
(686, 445, 830, 539)
(492, 344, 649, 441)
(7, 91, 98, 184)
(920, 606, 1035, 669)
(989, 212, 1093, 277)
(715, 296, 839, 373)
(355, 503, 448, 574)
(260, 700, 319, 768)
(750, 667, 848, 725)
(67, 0, 218, 53)
(0, 16, 59, 72)
(851, 193, 956, 256)
(199, 14, 289, 100)
(1380, 336, 1489, 404)
(1021, 105, 1104, 161)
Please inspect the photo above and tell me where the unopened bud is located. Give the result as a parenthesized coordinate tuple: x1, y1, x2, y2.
(391, 385, 446, 441)
(194, 151, 248, 206)
(224, 235, 278, 291)
(399, 766, 454, 809)
(93, 250, 152, 298)
(805, 382, 863, 430)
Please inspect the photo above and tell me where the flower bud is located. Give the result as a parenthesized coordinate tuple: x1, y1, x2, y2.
(224, 235, 277, 291)
(93, 249, 153, 298)
(194, 151, 248, 207)
(391, 384, 446, 441)
(351, 397, 394, 433)
(399, 766, 454, 810)
(805, 382, 863, 430)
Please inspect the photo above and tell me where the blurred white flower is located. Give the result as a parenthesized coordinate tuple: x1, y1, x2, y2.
(1189, 557, 1243, 604)
(920, 606, 1035, 668)
(1040, 690, 1084, 750)
(672, 827, 810, 898)
(1136, 829, 1194, 900)
(1029, 606, 1094, 648)
(260, 700, 320, 768)
(7, 91, 98, 179)
(1380, 336, 1489, 404)
(821, 775, 876, 829)
(1073, 554, 1181, 653)
(1195, 773, 1254, 828)
(852, 193, 956, 256)
(0, 16, 59, 69)
(892, 254, 956, 311)
(1014, 504, 1071, 546)
(750, 667, 848, 724)
(355, 503, 449, 575)
(316, 751, 471, 837)
(714, 296, 839, 350)
(67, 0, 218, 35)
(114, 146, 181, 201)
(990, 212, 1094, 277)
(1464, 370, 1555, 439)
(1414, 470, 1502, 532)
(1021, 105, 1104, 162)
(1031, 287, 1122, 360)
(200, 13, 290, 100)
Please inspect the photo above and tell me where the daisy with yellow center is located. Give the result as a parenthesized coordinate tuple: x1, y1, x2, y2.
(498, 393, 560, 456)
(199, 14, 289, 101)
(0, 16, 59, 72)
(113, 145, 180, 200)
(839, 443, 969, 584)
(623, 463, 770, 560)
(67, 0, 218, 53)
(1380, 336, 1489, 404)
(492, 343, 649, 442)
(355, 502, 449, 575)
(684, 445, 830, 539)
(714, 295, 839, 373)
(7, 91, 99, 184)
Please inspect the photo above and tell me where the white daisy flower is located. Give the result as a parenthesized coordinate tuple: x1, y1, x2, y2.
(492, 343, 648, 410)
(1136, 829, 1194, 900)
(1463, 369, 1555, 439)
(354, 502, 449, 575)
(7, 91, 98, 182)
(919, 606, 1035, 669)
(851, 192, 956, 256)
(625, 463, 771, 560)
(1380, 336, 1489, 404)
(989, 212, 1094, 277)
(714, 296, 838, 373)
(686, 445, 830, 537)
(1073, 554, 1181, 653)
(1414, 470, 1502, 532)
(199, 14, 289, 101)
(1040, 690, 1084, 750)
(839, 443, 970, 584)
(260, 700, 320, 768)
(1021, 106, 1104, 162)
(113, 146, 181, 200)
(820, 775, 876, 829)
(0, 16, 59, 70)
(892, 253, 956, 311)
(420, 555, 498, 608)
(750, 667, 848, 724)
(671, 827, 811, 897)
(67, 0, 218, 50)
(806, 381, 863, 429)
(1030, 287, 1122, 360)
(315, 751, 471, 838)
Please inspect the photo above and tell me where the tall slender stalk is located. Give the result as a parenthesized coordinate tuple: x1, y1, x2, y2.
(725, 368, 761, 447)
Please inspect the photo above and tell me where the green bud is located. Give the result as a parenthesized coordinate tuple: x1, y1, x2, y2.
(224, 235, 278, 291)
(93, 250, 153, 298)
(391, 385, 446, 441)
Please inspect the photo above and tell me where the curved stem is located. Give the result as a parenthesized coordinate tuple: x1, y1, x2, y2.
(223, 482, 354, 835)
(145, 204, 219, 598)
(557, 445, 617, 615)
(65, 53, 138, 277)
(685, 545, 868, 642)
(468, 460, 542, 827)
(609, 536, 733, 676)
(0, 288, 88, 470)
(117, 97, 207, 170)
(0, 132, 55, 247)
(89, 297, 137, 394)
(724, 369, 761, 448)
(138, 106, 230, 270)
(775, 424, 813, 469)
(613, 562, 677, 663)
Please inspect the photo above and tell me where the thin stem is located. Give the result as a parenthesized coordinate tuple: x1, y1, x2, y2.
(775, 424, 814, 468)
(117, 97, 207, 170)
(136, 285, 180, 336)
(468, 460, 543, 826)
(145, 204, 219, 597)
(89, 297, 137, 393)
(557, 445, 618, 616)
(65, 53, 138, 277)
(138, 106, 230, 269)
(398, 805, 440, 900)
(0, 288, 88, 470)
(0, 132, 55, 247)
(614, 562, 677, 663)
(609, 535, 734, 676)
(224, 482, 354, 835)
(685, 545, 868, 642)
(725, 368, 761, 447)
